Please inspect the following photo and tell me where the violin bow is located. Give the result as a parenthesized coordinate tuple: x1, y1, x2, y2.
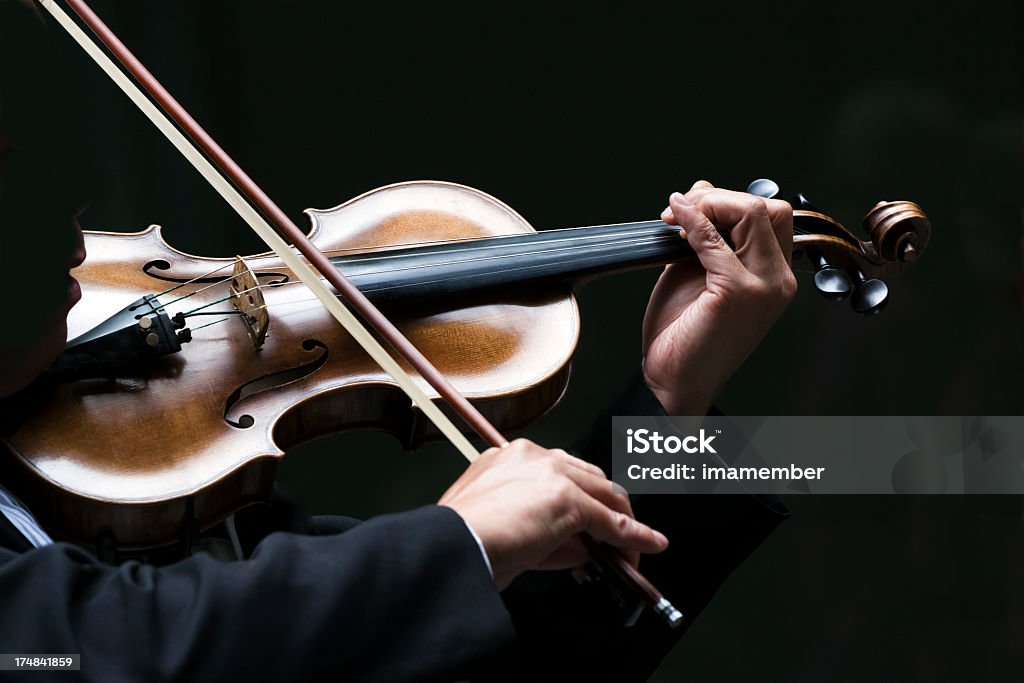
(36, 0, 684, 628)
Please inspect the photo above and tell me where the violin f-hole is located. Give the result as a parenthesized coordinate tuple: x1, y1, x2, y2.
(223, 339, 329, 429)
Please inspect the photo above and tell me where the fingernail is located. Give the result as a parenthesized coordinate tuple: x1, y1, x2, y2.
(671, 192, 693, 207)
(660, 206, 673, 221)
(655, 530, 669, 547)
(611, 482, 628, 496)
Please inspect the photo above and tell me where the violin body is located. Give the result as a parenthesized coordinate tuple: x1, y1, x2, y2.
(2, 182, 580, 551)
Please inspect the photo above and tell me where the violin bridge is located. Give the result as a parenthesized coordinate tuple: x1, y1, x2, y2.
(229, 256, 270, 350)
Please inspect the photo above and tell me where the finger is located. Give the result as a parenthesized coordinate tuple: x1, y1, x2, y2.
(507, 442, 629, 515)
(685, 187, 791, 269)
(669, 192, 744, 278)
(688, 189, 787, 276)
(683, 180, 717, 207)
(765, 198, 794, 266)
(550, 448, 607, 479)
(521, 442, 610, 480)
(663, 180, 715, 224)
(661, 205, 675, 224)
(561, 465, 635, 519)
(575, 490, 668, 554)
(550, 451, 635, 520)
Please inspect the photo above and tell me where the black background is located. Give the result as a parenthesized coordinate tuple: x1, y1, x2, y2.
(33, 0, 1024, 679)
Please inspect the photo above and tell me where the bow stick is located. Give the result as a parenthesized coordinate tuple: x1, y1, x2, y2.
(37, 0, 683, 628)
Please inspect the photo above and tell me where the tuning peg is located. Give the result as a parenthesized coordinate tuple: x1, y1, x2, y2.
(811, 254, 853, 301)
(746, 178, 780, 199)
(849, 269, 889, 315)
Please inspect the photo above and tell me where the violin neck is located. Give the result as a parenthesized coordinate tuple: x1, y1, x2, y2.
(331, 221, 694, 305)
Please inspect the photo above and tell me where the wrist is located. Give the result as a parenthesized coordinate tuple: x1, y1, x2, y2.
(642, 367, 719, 416)
(461, 516, 495, 581)
(441, 504, 499, 586)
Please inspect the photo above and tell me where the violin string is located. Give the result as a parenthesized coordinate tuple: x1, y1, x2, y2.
(157, 223, 821, 315)
(273, 222, 823, 281)
(189, 316, 234, 333)
(323, 225, 678, 267)
(244, 221, 817, 276)
(188, 225, 678, 284)
(181, 310, 245, 318)
(171, 226, 822, 324)
(161, 272, 237, 308)
(179, 221, 833, 345)
(250, 232, 684, 292)
(185, 220, 804, 338)
(150, 261, 237, 300)
(182, 224, 824, 337)
(141, 225, 673, 314)
(167, 231, 682, 318)
(188, 236, 693, 338)
(185, 297, 323, 338)
(217, 221, 674, 266)
(250, 226, 821, 300)
(288, 228, 819, 298)
(173, 278, 314, 318)
(161, 222, 674, 277)
(187, 221, 814, 308)
(173, 275, 297, 318)
(179, 239, 679, 328)
(176, 293, 238, 317)
(355, 248, 675, 296)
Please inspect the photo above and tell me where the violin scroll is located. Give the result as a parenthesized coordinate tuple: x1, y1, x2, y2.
(863, 200, 930, 265)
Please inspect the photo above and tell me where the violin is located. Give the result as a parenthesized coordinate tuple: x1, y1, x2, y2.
(3, 178, 930, 550)
(2, 0, 929, 628)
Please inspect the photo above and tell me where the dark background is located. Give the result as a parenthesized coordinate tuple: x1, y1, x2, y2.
(36, 0, 1024, 679)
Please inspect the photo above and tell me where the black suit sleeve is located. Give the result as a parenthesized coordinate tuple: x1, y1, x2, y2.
(494, 375, 789, 682)
(0, 505, 515, 683)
